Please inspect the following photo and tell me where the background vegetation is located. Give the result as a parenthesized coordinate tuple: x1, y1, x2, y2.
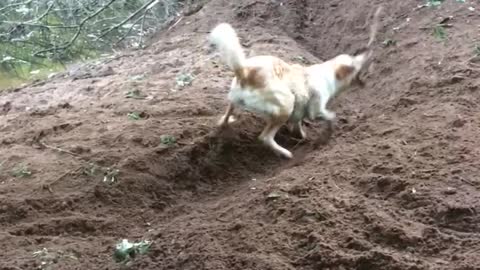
(0, 0, 187, 82)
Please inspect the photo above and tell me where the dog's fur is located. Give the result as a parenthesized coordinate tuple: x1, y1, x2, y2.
(209, 7, 382, 159)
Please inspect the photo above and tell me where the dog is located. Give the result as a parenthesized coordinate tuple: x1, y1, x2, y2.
(209, 7, 382, 159)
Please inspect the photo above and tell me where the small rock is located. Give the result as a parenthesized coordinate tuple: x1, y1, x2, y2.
(451, 119, 466, 128)
(444, 187, 457, 195)
(267, 191, 281, 199)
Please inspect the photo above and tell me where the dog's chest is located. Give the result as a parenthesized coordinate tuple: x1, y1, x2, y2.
(287, 72, 311, 123)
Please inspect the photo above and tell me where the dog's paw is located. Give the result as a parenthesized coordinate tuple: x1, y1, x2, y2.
(322, 111, 336, 121)
(228, 115, 237, 124)
(217, 115, 236, 127)
(280, 151, 293, 159)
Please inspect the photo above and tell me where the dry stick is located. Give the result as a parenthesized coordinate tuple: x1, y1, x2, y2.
(167, 16, 183, 32)
(38, 141, 80, 158)
(367, 6, 384, 48)
(42, 166, 83, 193)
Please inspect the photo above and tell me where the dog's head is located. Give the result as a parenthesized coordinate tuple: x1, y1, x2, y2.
(333, 50, 372, 90)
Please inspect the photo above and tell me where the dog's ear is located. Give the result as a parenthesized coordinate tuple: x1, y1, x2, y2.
(206, 43, 216, 54)
(335, 64, 355, 81)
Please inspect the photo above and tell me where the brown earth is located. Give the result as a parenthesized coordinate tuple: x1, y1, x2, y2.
(1, 0, 480, 269)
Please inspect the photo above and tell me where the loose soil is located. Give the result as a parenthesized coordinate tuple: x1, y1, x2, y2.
(1, 0, 480, 269)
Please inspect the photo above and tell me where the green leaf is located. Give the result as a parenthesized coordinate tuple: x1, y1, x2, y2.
(127, 112, 141, 120)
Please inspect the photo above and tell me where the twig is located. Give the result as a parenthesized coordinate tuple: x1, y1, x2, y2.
(138, 8, 149, 47)
(98, 0, 158, 39)
(38, 141, 80, 157)
(33, 1, 56, 22)
(33, 0, 117, 57)
(115, 15, 144, 45)
(42, 166, 83, 192)
(0, 0, 33, 14)
(0, 21, 78, 29)
(167, 16, 183, 31)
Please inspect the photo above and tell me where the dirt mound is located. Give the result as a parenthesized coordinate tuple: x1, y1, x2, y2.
(1, 0, 480, 269)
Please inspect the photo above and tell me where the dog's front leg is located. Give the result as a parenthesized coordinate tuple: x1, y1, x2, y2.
(217, 102, 236, 127)
(318, 92, 336, 121)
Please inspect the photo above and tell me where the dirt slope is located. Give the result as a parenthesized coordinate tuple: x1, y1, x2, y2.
(1, 0, 480, 269)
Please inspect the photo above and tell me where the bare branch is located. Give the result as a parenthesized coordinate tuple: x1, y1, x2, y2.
(1, 21, 78, 29)
(97, 0, 158, 39)
(29, 1, 56, 22)
(33, 0, 118, 57)
(114, 15, 144, 45)
(0, 0, 33, 14)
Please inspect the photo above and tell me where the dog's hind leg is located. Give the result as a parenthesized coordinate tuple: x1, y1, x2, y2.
(217, 102, 237, 127)
(259, 116, 292, 159)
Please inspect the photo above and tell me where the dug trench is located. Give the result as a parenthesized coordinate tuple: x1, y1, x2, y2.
(1, 0, 480, 269)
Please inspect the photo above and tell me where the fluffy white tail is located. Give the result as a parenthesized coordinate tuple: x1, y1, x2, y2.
(209, 23, 245, 74)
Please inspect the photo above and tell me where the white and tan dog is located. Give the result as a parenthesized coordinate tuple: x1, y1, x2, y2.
(209, 7, 382, 159)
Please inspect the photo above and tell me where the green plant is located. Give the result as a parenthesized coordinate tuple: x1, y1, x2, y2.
(103, 167, 120, 183)
(426, 0, 444, 7)
(127, 111, 148, 120)
(382, 38, 397, 47)
(291, 55, 309, 64)
(175, 72, 195, 87)
(160, 135, 176, 146)
(433, 25, 447, 41)
(83, 162, 100, 177)
(475, 45, 480, 57)
(12, 165, 32, 178)
(125, 89, 146, 99)
(113, 239, 152, 265)
(33, 248, 77, 270)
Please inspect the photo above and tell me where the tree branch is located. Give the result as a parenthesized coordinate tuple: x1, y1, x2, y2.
(97, 0, 158, 39)
(32, 0, 117, 57)
(0, 0, 33, 14)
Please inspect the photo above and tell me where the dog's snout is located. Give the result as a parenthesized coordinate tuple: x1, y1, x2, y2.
(206, 42, 217, 55)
